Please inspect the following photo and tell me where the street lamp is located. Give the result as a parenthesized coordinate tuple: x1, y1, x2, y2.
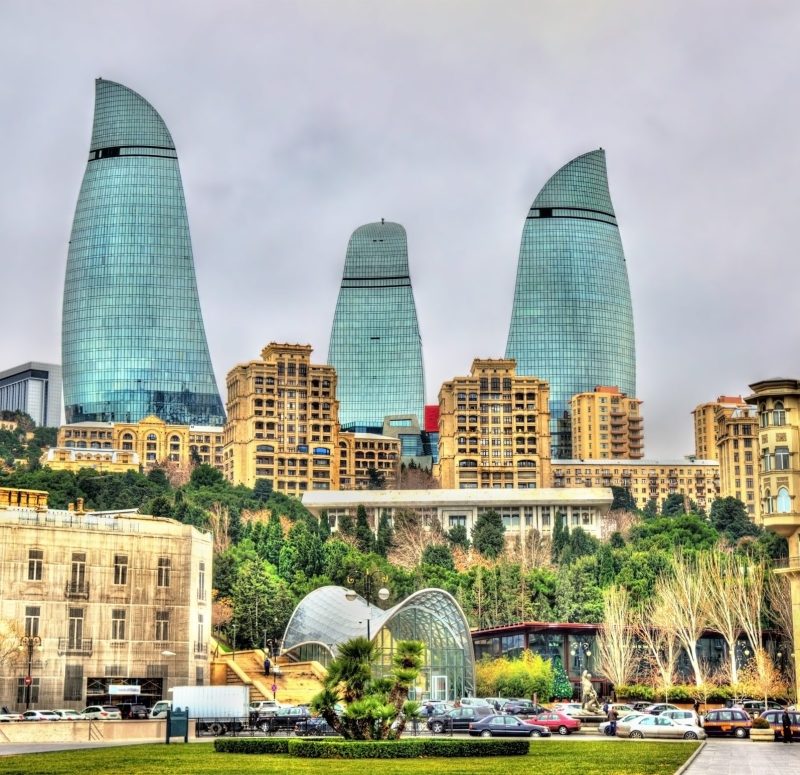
(18, 635, 43, 710)
(231, 623, 238, 662)
(345, 570, 390, 640)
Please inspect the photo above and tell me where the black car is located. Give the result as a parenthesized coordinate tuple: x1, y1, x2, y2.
(294, 716, 338, 736)
(631, 702, 651, 712)
(502, 700, 547, 717)
(260, 706, 311, 732)
(468, 714, 551, 738)
(116, 703, 148, 720)
(427, 706, 494, 734)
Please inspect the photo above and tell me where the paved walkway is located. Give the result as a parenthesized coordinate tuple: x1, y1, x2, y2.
(684, 739, 800, 774)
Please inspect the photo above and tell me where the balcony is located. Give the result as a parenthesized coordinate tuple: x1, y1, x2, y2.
(57, 638, 93, 656)
(194, 641, 208, 658)
(65, 581, 89, 599)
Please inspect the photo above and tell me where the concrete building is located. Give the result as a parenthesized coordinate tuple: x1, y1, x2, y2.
(692, 396, 747, 461)
(0, 489, 212, 710)
(337, 432, 400, 490)
(0, 362, 62, 427)
(715, 404, 760, 519)
(223, 343, 340, 493)
(302, 487, 612, 543)
(436, 358, 551, 490)
(745, 378, 800, 697)
(45, 415, 224, 474)
(550, 459, 720, 512)
(570, 386, 644, 460)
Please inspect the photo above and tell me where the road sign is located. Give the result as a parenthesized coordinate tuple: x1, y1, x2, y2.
(24, 675, 32, 686)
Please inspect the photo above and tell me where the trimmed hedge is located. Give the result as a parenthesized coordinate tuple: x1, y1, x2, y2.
(214, 737, 530, 758)
(214, 738, 289, 754)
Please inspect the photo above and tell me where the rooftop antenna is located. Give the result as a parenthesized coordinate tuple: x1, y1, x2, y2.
(381, 218, 384, 225)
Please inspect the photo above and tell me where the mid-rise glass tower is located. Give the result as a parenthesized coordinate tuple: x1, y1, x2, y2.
(62, 79, 224, 426)
(327, 221, 425, 432)
(505, 149, 636, 459)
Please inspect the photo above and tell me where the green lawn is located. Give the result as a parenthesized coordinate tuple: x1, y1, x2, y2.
(0, 740, 699, 775)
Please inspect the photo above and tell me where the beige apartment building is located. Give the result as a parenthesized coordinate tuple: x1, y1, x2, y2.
(715, 403, 760, 519)
(223, 343, 341, 493)
(745, 378, 800, 698)
(436, 358, 551, 490)
(46, 415, 224, 474)
(550, 459, 720, 512)
(570, 386, 644, 460)
(692, 395, 747, 461)
(338, 432, 400, 490)
(0, 489, 212, 711)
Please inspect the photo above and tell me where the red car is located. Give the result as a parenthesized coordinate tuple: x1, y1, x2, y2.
(530, 711, 582, 735)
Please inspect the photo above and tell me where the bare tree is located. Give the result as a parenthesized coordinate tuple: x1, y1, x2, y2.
(637, 600, 680, 698)
(654, 553, 708, 686)
(387, 509, 445, 569)
(739, 648, 787, 708)
(766, 572, 796, 692)
(0, 619, 21, 670)
(700, 551, 743, 683)
(731, 560, 765, 678)
(596, 586, 637, 687)
(207, 503, 231, 553)
(505, 530, 552, 570)
(600, 509, 640, 540)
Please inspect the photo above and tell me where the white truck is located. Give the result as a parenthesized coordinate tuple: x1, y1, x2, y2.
(156, 686, 250, 735)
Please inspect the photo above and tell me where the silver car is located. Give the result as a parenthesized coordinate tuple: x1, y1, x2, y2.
(624, 715, 706, 740)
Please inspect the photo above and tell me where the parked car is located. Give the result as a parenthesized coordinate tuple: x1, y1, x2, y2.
(116, 703, 148, 720)
(427, 706, 494, 733)
(630, 702, 652, 712)
(459, 697, 492, 708)
(623, 715, 705, 740)
(701, 708, 752, 738)
(609, 703, 634, 714)
(739, 699, 785, 718)
(260, 706, 311, 732)
(530, 711, 582, 736)
(52, 709, 83, 720)
(0, 712, 23, 722)
(294, 716, 338, 736)
(552, 702, 584, 716)
(21, 710, 60, 721)
(423, 701, 454, 716)
(501, 699, 547, 717)
(468, 715, 551, 738)
(759, 710, 800, 741)
(643, 703, 680, 715)
(660, 709, 700, 727)
(599, 712, 646, 735)
(81, 705, 122, 720)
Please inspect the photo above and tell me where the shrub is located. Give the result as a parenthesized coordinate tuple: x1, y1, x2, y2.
(287, 738, 530, 759)
(752, 716, 771, 729)
(213, 738, 289, 754)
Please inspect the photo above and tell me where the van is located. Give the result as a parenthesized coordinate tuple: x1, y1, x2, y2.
(149, 700, 171, 719)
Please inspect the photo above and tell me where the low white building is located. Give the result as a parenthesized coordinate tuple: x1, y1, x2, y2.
(302, 487, 613, 541)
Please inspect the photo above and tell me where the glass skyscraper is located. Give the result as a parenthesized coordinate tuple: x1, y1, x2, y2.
(62, 79, 224, 426)
(505, 149, 636, 459)
(327, 221, 425, 432)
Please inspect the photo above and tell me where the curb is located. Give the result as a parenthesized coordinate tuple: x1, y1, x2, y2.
(673, 740, 705, 775)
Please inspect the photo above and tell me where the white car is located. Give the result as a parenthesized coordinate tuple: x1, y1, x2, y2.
(459, 697, 492, 708)
(660, 709, 700, 727)
(52, 709, 83, 720)
(553, 702, 584, 717)
(81, 705, 122, 720)
(21, 710, 60, 721)
(599, 711, 646, 735)
(0, 712, 23, 722)
(624, 715, 706, 740)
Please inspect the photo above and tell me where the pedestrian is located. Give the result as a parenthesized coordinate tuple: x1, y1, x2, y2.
(693, 698, 700, 716)
(782, 709, 793, 743)
(1, 705, 8, 714)
(608, 705, 618, 737)
(264, 656, 271, 676)
(602, 699, 610, 715)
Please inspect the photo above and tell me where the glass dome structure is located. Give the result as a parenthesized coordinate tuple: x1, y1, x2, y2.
(281, 586, 475, 701)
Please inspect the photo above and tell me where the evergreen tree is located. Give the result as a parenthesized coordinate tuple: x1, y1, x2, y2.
(375, 511, 394, 557)
(366, 467, 385, 490)
(421, 543, 455, 571)
(610, 486, 636, 512)
(642, 498, 659, 518)
(551, 513, 568, 563)
(447, 524, 470, 550)
(597, 544, 616, 586)
(355, 504, 374, 552)
(318, 510, 331, 542)
(608, 531, 626, 549)
(551, 656, 573, 700)
(472, 510, 505, 559)
(338, 512, 355, 538)
(263, 511, 284, 566)
(710, 496, 760, 542)
(253, 478, 273, 501)
(661, 493, 687, 516)
(287, 519, 324, 577)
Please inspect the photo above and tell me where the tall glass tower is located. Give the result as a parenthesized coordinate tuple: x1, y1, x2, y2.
(62, 79, 224, 426)
(327, 221, 425, 432)
(505, 149, 636, 459)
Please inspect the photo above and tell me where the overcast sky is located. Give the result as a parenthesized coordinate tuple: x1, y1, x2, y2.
(1, 1, 797, 457)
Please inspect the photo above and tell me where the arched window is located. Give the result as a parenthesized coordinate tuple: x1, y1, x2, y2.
(777, 487, 791, 514)
(773, 401, 786, 426)
(147, 433, 157, 441)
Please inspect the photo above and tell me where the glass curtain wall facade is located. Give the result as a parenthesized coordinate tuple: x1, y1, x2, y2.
(505, 150, 636, 459)
(62, 79, 224, 426)
(327, 222, 425, 432)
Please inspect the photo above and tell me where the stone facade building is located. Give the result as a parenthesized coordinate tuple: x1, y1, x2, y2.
(570, 386, 644, 460)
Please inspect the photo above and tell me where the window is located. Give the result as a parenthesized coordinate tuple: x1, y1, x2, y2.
(775, 446, 790, 470)
(111, 609, 126, 640)
(155, 611, 170, 641)
(198, 561, 206, 600)
(773, 401, 786, 426)
(27, 549, 43, 581)
(63, 665, 83, 701)
(197, 614, 204, 646)
(114, 555, 128, 586)
(24, 606, 40, 637)
(157, 558, 171, 587)
(777, 487, 791, 514)
(68, 608, 84, 649)
(70, 553, 86, 587)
